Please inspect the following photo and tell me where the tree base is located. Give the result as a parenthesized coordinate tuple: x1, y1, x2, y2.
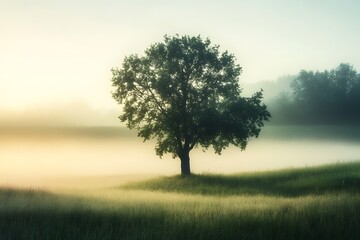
(180, 153, 191, 176)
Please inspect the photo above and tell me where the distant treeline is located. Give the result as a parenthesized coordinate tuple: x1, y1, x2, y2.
(269, 63, 360, 124)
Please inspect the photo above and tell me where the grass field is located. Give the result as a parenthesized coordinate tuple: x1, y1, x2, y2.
(1, 162, 360, 239)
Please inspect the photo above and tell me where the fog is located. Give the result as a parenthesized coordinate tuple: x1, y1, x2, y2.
(1, 1, 360, 193)
(0, 102, 119, 127)
(1, 126, 359, 187)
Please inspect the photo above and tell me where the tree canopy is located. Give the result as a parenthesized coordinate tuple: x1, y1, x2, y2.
(111, 35, 270, 175)
(271, 63, 360, 124)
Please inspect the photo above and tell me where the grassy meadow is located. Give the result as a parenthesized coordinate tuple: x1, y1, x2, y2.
(1, 162, 360, 239)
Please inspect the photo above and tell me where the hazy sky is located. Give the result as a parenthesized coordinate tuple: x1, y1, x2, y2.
(1, 0, 360, 113)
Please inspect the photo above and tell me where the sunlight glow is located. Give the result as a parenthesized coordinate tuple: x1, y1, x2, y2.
(1, 1, 360, 186)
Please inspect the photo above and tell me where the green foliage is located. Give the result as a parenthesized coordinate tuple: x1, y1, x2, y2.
(111, 35, 270, 170)
(271, 63, 360, 124)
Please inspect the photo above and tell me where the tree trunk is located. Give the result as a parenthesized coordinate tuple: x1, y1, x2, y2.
(180, 151, 191, 176)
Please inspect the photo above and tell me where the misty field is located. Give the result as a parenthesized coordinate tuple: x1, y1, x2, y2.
(1, 162, 360, 240)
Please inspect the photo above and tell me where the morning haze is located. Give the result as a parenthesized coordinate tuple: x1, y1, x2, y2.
(1, 1, 360, 239)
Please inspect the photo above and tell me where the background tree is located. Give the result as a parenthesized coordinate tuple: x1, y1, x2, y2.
(271, 63, 360, 124)
(111, 35, 270, 175)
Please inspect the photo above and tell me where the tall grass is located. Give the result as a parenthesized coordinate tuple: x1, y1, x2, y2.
(124, 161, 360, 196)
(1, 162, 360, 240)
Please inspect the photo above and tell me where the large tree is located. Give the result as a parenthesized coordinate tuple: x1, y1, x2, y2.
(112, 35, 270, 175)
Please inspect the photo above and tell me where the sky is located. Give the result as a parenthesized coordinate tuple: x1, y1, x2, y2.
(1, 0, 360, 125)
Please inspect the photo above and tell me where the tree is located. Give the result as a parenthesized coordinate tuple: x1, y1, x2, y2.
(273, 63, 360, 124)
(111, 35, 270, 175)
